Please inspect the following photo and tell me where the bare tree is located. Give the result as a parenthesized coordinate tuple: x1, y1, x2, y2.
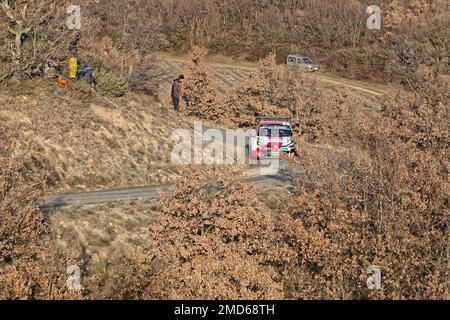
(0, 0, 74, 79)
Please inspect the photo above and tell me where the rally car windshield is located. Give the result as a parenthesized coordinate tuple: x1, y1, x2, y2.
(259, 126, 293, 137)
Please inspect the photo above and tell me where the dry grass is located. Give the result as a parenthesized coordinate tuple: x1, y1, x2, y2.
(0, 80, 190, 192)
(50, 200, 161, 275)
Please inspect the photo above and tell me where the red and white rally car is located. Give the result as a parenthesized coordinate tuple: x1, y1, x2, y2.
(250, 117, 295, 159)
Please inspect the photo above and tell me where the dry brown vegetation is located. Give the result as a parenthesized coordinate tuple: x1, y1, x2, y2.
(279, 66, 448, 299)
(147, 166, 293, 300)
(1, 0, 449, 301)
(2, 1, 448, 84)
(169, 48, 449, 299)
(183, 46, 218, 118)
(0, 0, 74, 79)
(183, 48, 377, 133)
(0, 82, 187, 192)
(1, 43, 448, 300)
(2, 44, 448, 300)
(0, 118, 159, 300)
(50, 200, 160, 300)
(2, 68, 449, 300)
(183, 49, 292, 126)
(157, 0, 449, 83)
(0, 0, 166, 96)
(0, 120, 78, 299)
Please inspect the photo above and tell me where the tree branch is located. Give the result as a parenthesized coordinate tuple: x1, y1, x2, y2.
(1, 0, 16, 21)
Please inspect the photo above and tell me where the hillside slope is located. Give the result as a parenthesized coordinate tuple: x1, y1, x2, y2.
(0, 81, 189, 192)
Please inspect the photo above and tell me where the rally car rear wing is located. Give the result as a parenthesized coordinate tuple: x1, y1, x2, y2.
(256, 116, 291, 123)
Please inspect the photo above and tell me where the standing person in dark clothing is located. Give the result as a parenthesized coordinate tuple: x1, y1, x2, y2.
(171, 74, 184, 113)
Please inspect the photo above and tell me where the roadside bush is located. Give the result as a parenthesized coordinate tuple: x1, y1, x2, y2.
(183, 46, 220, 119)
(0, 120, 76, 299)
(82, 250, 153, 300)
(146, 166, 292, 299)
(86, 37, 164, 97)
(95, 68, 128, 97)
(211, 52, 293, 127)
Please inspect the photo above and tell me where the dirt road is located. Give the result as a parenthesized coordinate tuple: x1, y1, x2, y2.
(159, 55, 386, 98)
(40, 174, 292, 213)
(40, 125, 291, 212)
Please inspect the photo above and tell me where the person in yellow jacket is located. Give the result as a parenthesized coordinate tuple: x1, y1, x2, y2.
(69, 57, 78, 79)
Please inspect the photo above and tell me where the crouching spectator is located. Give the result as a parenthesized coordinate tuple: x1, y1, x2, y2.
(77, 61, 97, 89)
(42, 57, 69, 88)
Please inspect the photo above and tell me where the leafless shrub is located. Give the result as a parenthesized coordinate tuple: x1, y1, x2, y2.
(81, 250, 153, 300)
(187, 52, 293, 127)
(279, 66, 449, 299)
(182, 46, 221, 119)
(146, 165, 293, 299)
(0, 0, 78, 80)
(0, 119, 78, 299)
